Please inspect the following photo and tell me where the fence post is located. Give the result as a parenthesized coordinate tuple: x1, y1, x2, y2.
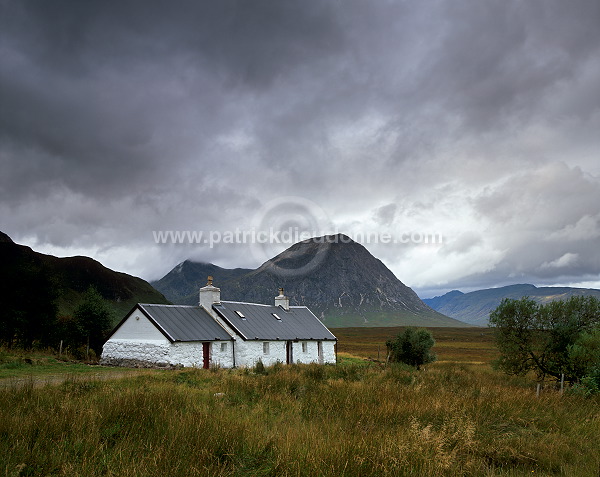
(560, 373, 565, 395)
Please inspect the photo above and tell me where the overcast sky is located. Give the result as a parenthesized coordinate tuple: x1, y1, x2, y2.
(1, 0, 599, 298)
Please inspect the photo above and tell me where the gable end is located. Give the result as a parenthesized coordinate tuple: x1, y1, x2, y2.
(106, 304, 175, 343)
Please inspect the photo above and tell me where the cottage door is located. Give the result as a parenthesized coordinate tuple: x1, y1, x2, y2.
(317, 341, 324, 364)
(202, 342, 210, 369)
(286, 341, 293, 364)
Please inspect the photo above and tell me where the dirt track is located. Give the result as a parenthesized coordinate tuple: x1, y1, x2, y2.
(0, 369, 154, 389)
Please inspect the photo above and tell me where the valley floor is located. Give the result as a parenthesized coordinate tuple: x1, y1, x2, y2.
(0, 329, 598, 476)
(332, 326, 498, 363)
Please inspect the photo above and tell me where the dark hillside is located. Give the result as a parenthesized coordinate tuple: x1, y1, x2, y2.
(0, 231, 169, 321)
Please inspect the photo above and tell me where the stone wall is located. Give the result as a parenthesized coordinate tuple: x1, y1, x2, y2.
(234, 340, 286, 367)
(101, 338, 335, 368)
(101, 340, 171, 367)
(101, 339, 235, 368)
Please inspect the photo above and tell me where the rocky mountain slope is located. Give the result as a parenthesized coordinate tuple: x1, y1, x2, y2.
(153, 234, 467, 328)
(424, 283, 600, 326)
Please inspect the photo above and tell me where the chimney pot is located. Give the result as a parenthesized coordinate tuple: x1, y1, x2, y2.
(275, 287, 290, 311)
(199, 276, 220, 315)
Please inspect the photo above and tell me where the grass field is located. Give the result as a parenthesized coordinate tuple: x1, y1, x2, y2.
(0, 348, 153, 383)
(332, 326, 498, 363)
(0, 329, 598, 476)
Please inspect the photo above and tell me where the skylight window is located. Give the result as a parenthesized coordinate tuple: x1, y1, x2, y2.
(272, 313, 282, 321)
(235, 310, 246, 319)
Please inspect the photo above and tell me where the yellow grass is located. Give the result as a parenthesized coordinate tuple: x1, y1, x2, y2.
(332, 326, 499, 363)
(0, 329, 598, 476)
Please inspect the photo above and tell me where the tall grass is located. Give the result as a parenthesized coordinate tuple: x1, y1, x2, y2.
(1, 362, 598, 476)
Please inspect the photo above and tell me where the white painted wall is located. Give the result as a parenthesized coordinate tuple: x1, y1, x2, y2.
(232, 340, 336, 367)
(167, 341, 231, 368)
(102, 308, 236, 368)
(321, 341, 336, 364)
(111, 311, 169, 341)
(168, 342, 205, 367)
(102, 339, 171, 365)
(102, 308, 336, 368)
(293, 341, 317, 364)
(209, 341, 234, 368)
(102, 310, 173, 365)
(102, 339, 235, 368)
(235, 340, 284, 367)
(290, 341, 336, 364)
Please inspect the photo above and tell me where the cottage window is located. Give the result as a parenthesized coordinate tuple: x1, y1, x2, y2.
(263, 342, 270, 354)
(302, 342, 308, 353)
(235, 310, 246, 319)
(271, 313, 281, 320)
(220, 342, 227, 352)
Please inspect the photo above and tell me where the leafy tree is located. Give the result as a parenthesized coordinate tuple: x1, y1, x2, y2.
(489, 296, 600, 383)
(568, 327, 600, 376)
(70, 286, 114, 355)
(386, 327, 436, 369)
(567, 327, 600, 394)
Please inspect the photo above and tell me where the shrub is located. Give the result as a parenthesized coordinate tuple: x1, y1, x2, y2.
(253, 359, 266, 375)
(386, 327, 436, 369)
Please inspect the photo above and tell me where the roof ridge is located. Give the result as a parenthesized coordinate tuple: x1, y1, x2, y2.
(219, 300, 272, 307)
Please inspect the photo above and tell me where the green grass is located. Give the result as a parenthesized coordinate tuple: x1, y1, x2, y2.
(1, 362, 598, 476)
(0, 359, 139, 381)
(0, 348, 149, 380)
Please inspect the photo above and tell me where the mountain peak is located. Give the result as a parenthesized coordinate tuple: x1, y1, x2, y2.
(312, 233, 361, 247)
(153, 236, 467, 327)
(0, 231, 14, 243)
(222, 237, 464, 326)
(261, 234, 372, 277)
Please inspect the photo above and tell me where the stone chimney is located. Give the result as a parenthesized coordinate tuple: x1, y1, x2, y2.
(199, 276, 221, 311)
(275, 287, 289, 311)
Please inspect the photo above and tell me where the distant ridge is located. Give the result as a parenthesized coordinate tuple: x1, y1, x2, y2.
(153, 234, 468, 328)
(150, 261, 252, 305)
(424, 283, 600, 326)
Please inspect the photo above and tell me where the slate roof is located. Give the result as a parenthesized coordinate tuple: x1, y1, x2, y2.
(213, 301, 337, 341)
(138, 304, 233, 342)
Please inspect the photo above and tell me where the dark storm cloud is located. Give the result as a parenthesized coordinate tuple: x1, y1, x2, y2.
(0, 0, 345, 201)
(4, 1, 344, 84)
(422, 1, 600, 128)
(1, 0, 599, 290)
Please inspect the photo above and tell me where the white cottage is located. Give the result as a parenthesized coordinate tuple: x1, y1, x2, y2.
(101, 278, 337, 368)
